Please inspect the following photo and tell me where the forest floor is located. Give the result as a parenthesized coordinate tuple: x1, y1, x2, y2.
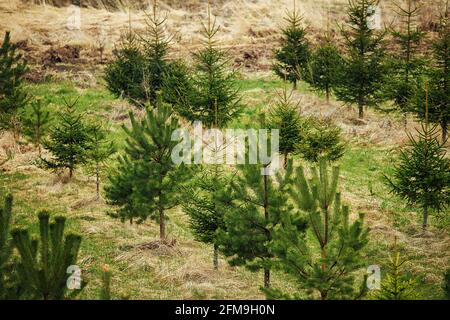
(0, 0, 449, 300)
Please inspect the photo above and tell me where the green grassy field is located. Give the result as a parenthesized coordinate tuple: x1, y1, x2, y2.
(0, 74, 448, 300)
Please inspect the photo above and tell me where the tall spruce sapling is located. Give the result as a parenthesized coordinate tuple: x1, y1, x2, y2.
(265, 159, 369, 300)
(385, 0, 425, 121)
(0, 31, 29, 138)
(104, 26, 147, 106)
(11, 212, 83, 300)
(41, 99, 91, 179)
(0, 194, 15, 299)
(106, 96, 188, 240)
(306, 39, 343, 103)
(176, 3, 241, 127)
(385, 85, 450, 229)
(413, 5, 449, 142)
(86, 124, 116, 200)
(183, 165, 232, 270)
(335, 0, 387, 119)
(273, 1, 310, 90)
(296, 117, 346, 163)
(268, 85, 304, 166)
(218, 158, 299, 289)
(22, 97, 51, 156)
(140, 0, 173, 106)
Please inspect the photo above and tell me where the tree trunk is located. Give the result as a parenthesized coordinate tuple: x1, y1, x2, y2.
(283, 152, 288, 169)
(96, 164, 100, 200)
(69, 167, 73, 179)
(213, 244, 219, 270)
(422, 206, 428, 230)
(358, 104, 364, 119)
(293, 80, 297, 90)
(441, 121, 448, 143)
(326, 86, 330, 104)
(264, 268, 270, 289)
(159, 205, 165, 241)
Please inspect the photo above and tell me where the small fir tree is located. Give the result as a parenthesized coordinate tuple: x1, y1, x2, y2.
(21, 97, 51, 156)
(183, 165, 231, 270)
(106, 97, 187, 240)
(140, 0, 173, 106)
(11, 212, 83, 300)
(218, 161, 299, 289)
(385, 122, 450, 229)
(104, 27, 147, 106)
(41, 99, 91, 179)
(265, 159, 369, 300)
(307, 39, 343, 103)
(86, 124, 116, 200)
(296, 117, 346, 163)
(413, 6, 449, 142)
(273, 1, 310, 89)
(335, 0, 387, 118)
(385, 0, 425, 121)
(373, 243, 418, 300)
(175, 3, 241, 127)
(0, 31, 29, 137)
(268, 85, 304, 166)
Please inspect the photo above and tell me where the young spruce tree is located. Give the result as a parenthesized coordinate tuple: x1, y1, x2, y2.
(336, 0, 387, 119)
(268, 84, 304, 166)
(413, 5, 449, 142)
(265, 159, 369, 300)
(175, 3, 240, 127)
(22, 97, 51, 156)
(218, 159, 300, 289)
(42, 99, 91, 179)
(86, 124, 115, 200)
(385, 0, 425, 121)
(0, 31, 29, 137)
(385, 86, 450, 229)
(273, 1, 310, 89)
(106, 97, 187, 240)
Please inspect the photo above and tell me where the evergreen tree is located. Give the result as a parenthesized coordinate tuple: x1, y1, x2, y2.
(385, 0, 425, 120)
(175, 4, 241, 127)
(307, 39, 343, 103)
(11, 211, 83, 300)
(21, 97, 51, 156)
(265, 159, 369, 300)
(104, 27, 146, 106)
(140, 0, 173, 106)
(86, 124, 116, 200)
(385, 122, 450, 229)
(41, 99, 91, 179)
(218, 161, 299, 289)
(0, 31, 29, 137)
(296, 117, 346, 163)
(413, 6, 449, 142)
(183, 166, 231, 270)
(105, 97, 187, 240)
(273, 1, 310, 89)
(373, 244, 418, 300)
(0, 194, 15, 299)
(335, 0, 387, 119)
(268, 85, 304, 166)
